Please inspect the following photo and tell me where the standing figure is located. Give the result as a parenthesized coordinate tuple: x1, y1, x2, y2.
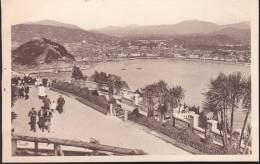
(38, 84, 46, 99)
(20, 85, 25, 99)
(37, 107, 46, 132)
(44, 109, 53, 133)
(17, 85, 21, 98)
(56, 95, 65, 114)
(43, 95, 51, 110)
(50, 100, 57, 113)
(24, 84, 30, 100)
(28, 108, 37, 132)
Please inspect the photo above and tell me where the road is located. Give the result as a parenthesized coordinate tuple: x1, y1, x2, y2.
(12, 86, 191, 155)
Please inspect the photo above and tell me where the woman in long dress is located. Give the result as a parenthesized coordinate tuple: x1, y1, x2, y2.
(50, 100, 57, 113)
(37, 107, 45, 132)
(38, 84, 46, 99)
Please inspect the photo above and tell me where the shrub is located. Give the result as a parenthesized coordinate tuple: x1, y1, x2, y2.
(128, 113, 223, 154)
(78, 87, 90, 99)
(71, 85, 81, 96)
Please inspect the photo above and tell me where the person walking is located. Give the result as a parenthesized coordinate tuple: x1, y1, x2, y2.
(28, 107, 37, 132)
(43, 95, 51, 110)
(56, 95, 65, 114)
(37, 107, 45, 132)
(24, 84, 30, 100)
(50, 100, 57, 113)
(38, 84, 46, 99)
(18, 85, 24, 99)
(44, 108, 53, 133)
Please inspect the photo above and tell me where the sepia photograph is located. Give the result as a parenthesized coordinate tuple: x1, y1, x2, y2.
(1, 0, 259, 162)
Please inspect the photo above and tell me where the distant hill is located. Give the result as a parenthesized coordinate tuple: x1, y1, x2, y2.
(211, 27, 250, 43)
(11, 24, 119, 60)
(24, 19, 82, 30)
(12, 37, 75, 66)
(221, 21, 250, 29)
(12, 24, 117, 46)
(93, 20, 250, 44)
(94, 20, 220, 36)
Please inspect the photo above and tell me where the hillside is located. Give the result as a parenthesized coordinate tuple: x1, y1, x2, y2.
(12, 24, 117, 46)
(12, 37, 75, 66)
(12, 24, 120, 60)
(24, 19, 82, 30)
(93, 20, 250, 44)
(94, 20, 219, 36)
(211, 27, 250, 43)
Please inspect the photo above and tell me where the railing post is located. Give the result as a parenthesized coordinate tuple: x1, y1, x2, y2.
(124, 110, 128, 121)
(34, 141, 39, 155)
(109, 104, 113, 115)
(12, 139, 17, 156)
(54, 144, 58, 156)
(54, 144, 64, 156)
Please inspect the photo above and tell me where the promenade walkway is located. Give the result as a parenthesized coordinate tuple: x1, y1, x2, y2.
(12, 86, 191, 155)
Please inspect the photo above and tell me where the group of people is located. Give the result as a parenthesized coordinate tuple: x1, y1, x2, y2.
(12, 76, 31, 100)
(28, 84, 66, 133)
(17, 83, 30, 100)
(35, 76, 51, 88)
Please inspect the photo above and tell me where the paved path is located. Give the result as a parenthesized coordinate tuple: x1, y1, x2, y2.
(12, 86, 191, 155)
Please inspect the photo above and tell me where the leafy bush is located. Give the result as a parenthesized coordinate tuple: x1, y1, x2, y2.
(78, 87, 90, 99)
(128, 113, 223, 154)
(52, 81, 109, 113)
(71, 85, 81, 96)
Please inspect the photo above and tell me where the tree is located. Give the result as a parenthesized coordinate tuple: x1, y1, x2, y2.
(238, 76, 251, 151)
(142, 80, 185, 119)
(107, 74, 129, 95)
(203, 72, 231, 153)
(227, 72, 244, 143)
(203, 72, 248, 154)
(167, 86, 185, 114)
(71, 65, 84, 80)
(142, 83, 158, 117)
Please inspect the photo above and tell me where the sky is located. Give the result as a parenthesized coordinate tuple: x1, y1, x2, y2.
(5, 0, 253, 30)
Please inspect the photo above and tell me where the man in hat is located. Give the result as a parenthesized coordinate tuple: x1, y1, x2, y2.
(56, 95, 65, 114)
(38, 107, 45, 132)
(28, 107, 37, 132)
(44, 108, 53, 133)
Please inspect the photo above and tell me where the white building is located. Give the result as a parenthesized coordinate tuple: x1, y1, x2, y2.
(174, 54, 186, 58)
(188, 54, 200, 59)
(130, 53, 141, 57)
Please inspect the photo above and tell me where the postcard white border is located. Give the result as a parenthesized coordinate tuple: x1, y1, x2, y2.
(2, 0, 259, 162)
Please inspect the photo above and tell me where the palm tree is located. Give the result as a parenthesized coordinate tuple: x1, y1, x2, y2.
(142, 84, 157, 117)
(238, 76, 251, 151)
(227, 72, 244, 143)
(203, 72, 231, 153)
(156, 80, 169, 104)
(167, 86, 185, 114)
(243, 124, 252, 154)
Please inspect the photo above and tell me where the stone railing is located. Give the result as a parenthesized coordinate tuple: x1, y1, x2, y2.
(172, 111, 223, 145)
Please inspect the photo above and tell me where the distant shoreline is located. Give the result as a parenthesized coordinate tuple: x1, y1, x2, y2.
(100, 56, 251, 67)
(12, 56, 250, 75)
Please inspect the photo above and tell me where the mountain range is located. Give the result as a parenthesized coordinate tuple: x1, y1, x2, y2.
(92, 20, 250, 43)
(24, 19, 82, 30)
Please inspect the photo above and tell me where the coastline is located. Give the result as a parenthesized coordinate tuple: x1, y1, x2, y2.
(12, 56, 250, 75)
(102, 56, 251, 67)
